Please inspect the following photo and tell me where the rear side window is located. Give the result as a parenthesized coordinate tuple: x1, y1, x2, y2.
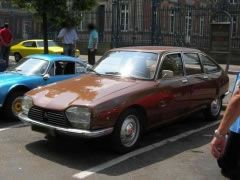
(160, 53, 184, 78)
(183, 53, 202, 75)
(199, 54, 220, 73)
(23, 41, 36, 47)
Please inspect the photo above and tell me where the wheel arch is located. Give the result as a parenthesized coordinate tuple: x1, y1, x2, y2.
(3, 85, 30, 106)
(120, 104, 148, 131)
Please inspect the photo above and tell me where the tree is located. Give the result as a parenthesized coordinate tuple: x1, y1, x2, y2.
(12, 0, 97, 54)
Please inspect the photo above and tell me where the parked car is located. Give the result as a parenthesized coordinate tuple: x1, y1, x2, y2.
(0, 54, 88, 120)
(11, 39, 80, 62)
(18, 46, 229, 153)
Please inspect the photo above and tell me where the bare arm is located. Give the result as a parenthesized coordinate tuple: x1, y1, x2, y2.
(217, 88, 240, 135)
(211, 88, 240, 159)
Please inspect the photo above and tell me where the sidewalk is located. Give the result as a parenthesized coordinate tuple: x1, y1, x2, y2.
(220, 64, 240, 75)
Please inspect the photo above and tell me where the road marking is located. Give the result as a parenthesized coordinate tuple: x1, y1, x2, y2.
(73, 120, 220, 179)
(0, 123, 25, 132)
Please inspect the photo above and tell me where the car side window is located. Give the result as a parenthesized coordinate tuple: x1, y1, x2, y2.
(199, 54, 220, 73)
(159, 53, 184, 78)
(75, 63, 86, 74)
(183, 53, 203, 75)
(23, 41, 35, 47)
(55, 61, 75, 75)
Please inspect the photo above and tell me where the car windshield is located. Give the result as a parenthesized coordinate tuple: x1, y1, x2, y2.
(94, 51, 159, 80)
(37, 40, 57, 47)
(7, 58, 49, 76)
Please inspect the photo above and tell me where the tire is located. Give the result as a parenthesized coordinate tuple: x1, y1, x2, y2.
(204, 97, 222, 121)
(14, 53, 22, 62)
(3, 90, 26, 121)
(111, 109, 143, 154)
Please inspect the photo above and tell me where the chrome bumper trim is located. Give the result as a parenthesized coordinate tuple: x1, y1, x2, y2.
(18, 113, 114, 138)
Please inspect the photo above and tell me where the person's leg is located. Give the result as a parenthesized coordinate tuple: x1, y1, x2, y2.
(69, 44, 74, 57)
(63, 44, 68, 55)
(218, 131, 240, 179)
(92, 49, 97, 65)
(1, 46, 8, 70)
(5, 46, 10, 68)
(88, 49, 94, 65)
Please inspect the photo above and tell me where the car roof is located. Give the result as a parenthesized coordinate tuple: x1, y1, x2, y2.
(20, 39, 54, 44)
(111, 46, 201, 54)
(26, 54, 82, 62)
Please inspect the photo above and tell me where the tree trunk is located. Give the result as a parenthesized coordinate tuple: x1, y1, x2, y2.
(42, 12, 49, 54)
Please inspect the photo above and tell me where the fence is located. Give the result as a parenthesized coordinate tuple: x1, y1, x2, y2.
(72, 0, 240, 53)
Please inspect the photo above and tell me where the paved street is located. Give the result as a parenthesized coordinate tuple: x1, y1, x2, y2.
(0, 59, 236, 180)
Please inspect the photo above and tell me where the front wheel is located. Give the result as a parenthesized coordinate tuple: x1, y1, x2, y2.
(204, 97, 222, 121)
(3, 90, 26, 121)
(111, 109, 142, 154)
(14, 53, 22, 62)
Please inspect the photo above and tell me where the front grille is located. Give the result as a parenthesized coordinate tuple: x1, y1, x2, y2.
(28, 106, 71, 128)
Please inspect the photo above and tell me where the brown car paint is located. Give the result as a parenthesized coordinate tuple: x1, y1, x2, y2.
(25, 47, 229, 131)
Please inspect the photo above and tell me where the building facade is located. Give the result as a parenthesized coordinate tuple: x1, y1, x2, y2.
(0, 0, 41, 41)
(77, 0, 240, 53)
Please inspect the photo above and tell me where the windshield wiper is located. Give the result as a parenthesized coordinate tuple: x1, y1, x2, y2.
(104, 72, 121, 75)
(87, 67, 102, 76)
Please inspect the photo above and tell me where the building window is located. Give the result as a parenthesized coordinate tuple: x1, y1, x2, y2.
(170, 9, 175, 34)
(229, 0, 237, 4)
(77, 13, 83, 31)
(200, 17, 204, 36)
(120, 3, 129, 31)
(185, 11, 192, 37)
(232, 16, 237, 37)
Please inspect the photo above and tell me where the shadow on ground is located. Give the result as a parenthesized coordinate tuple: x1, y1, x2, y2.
(25, 111, 220, 175)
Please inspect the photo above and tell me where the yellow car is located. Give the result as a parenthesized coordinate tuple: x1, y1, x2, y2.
(11, 39, 80, 62)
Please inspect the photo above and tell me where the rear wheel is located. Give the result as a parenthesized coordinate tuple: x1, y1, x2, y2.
(204, 97, 222, 121)
(14, 53, 22, 62)
(111, 109, 142, 154)
(3, 90, 26, 121)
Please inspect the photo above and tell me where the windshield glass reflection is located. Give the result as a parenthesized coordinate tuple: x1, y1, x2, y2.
(7, 58, 49, 76)
(94, 51, 159, 80)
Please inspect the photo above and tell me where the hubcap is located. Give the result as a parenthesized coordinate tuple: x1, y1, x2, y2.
(12, 97, 23, 116)
(211, 98, 221, 116)
(120, 115, 140, 148)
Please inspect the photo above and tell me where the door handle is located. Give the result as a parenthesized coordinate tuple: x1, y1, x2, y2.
(203, 75, 208, 80)
(159, 100, 167, 108)
(182, 79, 188, 83)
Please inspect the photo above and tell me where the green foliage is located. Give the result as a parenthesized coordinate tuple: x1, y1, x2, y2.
(12, 0, 97, 27)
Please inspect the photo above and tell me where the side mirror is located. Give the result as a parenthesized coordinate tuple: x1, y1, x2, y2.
(43, 74, 50, 81)
(162, 70, 174, 79)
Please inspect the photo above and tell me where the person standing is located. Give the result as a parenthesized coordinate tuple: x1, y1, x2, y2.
(211, 86, 240, 179)
(87, 23, 98, 65)
(0, 23, 13, 68)
(58, 22, 78, 57)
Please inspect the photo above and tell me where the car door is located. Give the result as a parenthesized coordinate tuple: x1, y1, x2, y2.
(21, 41, 41, 56)
(199, 53, 222, 103)
(150, 53, 190, 127)
(182, 52, 209, 110)
(42, 61, 79, 85)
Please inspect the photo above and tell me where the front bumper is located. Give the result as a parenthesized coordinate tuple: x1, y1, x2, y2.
(18, 113, 114, 138)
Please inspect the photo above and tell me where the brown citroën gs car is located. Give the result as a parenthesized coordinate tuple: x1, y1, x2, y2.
(18, 46, 229, 153)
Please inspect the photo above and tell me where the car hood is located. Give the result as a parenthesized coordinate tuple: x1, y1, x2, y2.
(0, 72, 34, 85)
(28, 74, 139, 110)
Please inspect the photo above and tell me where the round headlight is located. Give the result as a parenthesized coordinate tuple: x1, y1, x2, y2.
(22, 96, 33, 115)
(66, 106, 91, 130)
